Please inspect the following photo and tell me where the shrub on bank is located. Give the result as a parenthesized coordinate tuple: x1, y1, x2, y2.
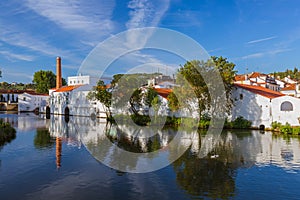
(225, 116, 252, 129)
(271, 121, 300, 135)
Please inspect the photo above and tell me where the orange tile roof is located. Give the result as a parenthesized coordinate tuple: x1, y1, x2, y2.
(281, 84, 296, 91)
(154, 88, 172, 99)
(249, 72, 267, 78)
(235, 84, 284, 99)
(54, 85, 83, 92)
(234, 75, 246, 82)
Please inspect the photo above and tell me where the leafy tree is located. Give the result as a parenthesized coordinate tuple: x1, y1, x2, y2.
(33, 70, 67, 94)
(87, 80, 112, 117)
(168, 57, 236, 118)
(0, 70, 2, 78)
(33, 70, 56, 94)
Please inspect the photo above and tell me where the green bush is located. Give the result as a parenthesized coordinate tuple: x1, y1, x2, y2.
(271, 121, 282, 131)
(292, 127, 300, 135)
(279, 123, 293, 134)
(229, 116, 252, 129)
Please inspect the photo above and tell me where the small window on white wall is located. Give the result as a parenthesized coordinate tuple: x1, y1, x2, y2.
(281, 101, 293, 111)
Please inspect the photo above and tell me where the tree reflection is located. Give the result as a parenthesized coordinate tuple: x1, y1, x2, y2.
(34, 128, 55, 149)
(172, 134, 243, 199)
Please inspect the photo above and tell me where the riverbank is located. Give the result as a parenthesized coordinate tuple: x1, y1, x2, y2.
(108, 114, 253, 130)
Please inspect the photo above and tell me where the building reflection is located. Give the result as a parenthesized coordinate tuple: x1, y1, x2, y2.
(46, 115, 300, 197)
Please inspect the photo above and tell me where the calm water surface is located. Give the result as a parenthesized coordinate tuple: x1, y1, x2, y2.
(0, 113, 300, 200)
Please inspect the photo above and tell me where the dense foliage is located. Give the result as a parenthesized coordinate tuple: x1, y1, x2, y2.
(168, 57, 236, 118)
(33, 70, 66, 94)
(272, 67, 300, 81)
(271, 121, 300, 135)
(225, 116, 252, 129)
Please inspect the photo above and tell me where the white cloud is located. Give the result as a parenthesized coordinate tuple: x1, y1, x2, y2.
(25, 0, 115, 40)
(0, 50, 35, 62)
(247, 36, 277, 44)
(239, 48, 292, 60)
(125, 0, 170, 48)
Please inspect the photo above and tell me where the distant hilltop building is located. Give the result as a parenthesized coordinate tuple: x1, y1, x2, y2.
(46, 57, 106, 118)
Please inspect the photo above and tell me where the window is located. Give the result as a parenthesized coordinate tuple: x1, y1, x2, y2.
(281, 101, 293, 111)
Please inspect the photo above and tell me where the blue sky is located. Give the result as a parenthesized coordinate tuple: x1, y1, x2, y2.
(1, 0, 300, 83)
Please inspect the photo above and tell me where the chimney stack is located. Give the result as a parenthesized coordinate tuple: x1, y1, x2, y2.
(56, 57, 62, 89)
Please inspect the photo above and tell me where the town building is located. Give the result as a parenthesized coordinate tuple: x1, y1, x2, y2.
(232, 83, 300, 128)
(47, 57, 106, 118)
(18, 92, 49, 112)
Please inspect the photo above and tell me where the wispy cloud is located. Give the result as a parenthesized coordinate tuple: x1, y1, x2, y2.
(247, 36, 277, 44)
(239, 48, 292, 60)
(0, 50, 35, 61)
(25, 0, 116, 44)
(125, 0, 170, 48)
(0, 24, 71, 58)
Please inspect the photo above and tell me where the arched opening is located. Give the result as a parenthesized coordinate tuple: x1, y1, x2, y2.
(46, 106, 51, 119)
(34, 107, 39, 115)
(259, 124, 265, 130)
(281, 101, 293, 111)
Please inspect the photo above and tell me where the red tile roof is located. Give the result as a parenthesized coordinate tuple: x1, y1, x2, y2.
(154, 88, 172, 99)
(234, 75, 246, 82)
(235, 84, 284, 99)
(281, 84, 296, 91)
(249, 72, 267, 78)
(54, 85, 83, 92)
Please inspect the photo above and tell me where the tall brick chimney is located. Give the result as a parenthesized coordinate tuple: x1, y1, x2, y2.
(56, 57, 62, 89)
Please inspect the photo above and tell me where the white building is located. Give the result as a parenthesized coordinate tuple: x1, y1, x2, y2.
(232, 84, 300, 128)
(48, 84, 107, 118)
(47, 57, 106, 118)
(67, 75, 98, 86)
(18, 92, 49, 112)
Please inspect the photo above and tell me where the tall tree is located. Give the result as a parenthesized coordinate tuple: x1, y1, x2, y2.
(33, 70, 56, 94)
(33, 70, 66, 94)
(168, 57, 236, 118)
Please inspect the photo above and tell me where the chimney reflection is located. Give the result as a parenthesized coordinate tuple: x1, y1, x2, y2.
(56, 137, 62, 169)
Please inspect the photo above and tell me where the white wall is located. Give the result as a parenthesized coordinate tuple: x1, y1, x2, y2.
(18, 93, 48, 112)
(271, 96, 300, 126)
(231, 87, 271, 128)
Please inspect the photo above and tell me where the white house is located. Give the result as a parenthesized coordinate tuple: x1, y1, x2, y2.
(47, 57, 107, 118)
(18, 92, 49, 112)
(232, 83, 300, 128)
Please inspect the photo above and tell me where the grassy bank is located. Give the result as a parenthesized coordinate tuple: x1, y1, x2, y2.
(108, 114, 252, 130)
(271, 121, 300, 135)
(0, 119, 16, 146)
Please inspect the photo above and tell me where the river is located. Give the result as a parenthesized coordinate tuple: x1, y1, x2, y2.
(0, 113, 300, 199)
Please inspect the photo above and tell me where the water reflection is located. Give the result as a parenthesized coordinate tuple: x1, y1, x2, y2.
(0, 113, 300, 199)
(33, 129, 55, 149)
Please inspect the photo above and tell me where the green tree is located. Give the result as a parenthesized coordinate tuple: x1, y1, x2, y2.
(168, 57, 236, 118)
(87, 80, 112, 117)
(33, 70, 56, 94)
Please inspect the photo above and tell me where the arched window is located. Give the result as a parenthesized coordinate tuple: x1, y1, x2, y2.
(281, 101, 293, 111)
